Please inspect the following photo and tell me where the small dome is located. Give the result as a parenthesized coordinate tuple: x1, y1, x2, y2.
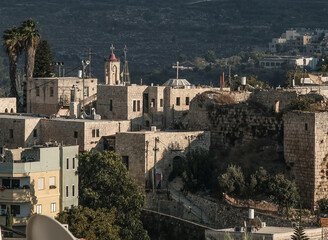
(109, 53, 118, 62)
(163, 78, 191, 87)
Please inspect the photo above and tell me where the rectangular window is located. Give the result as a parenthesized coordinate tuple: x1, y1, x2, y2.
(66, 158, 69, 169)
(137, 100, 141, 112)
(50, 203, 56, 213)
(50, 87, 54, 97)
(36, 86, 40, 97)
(122, 156, 129, 170)
(66, 186, 69, 197)
(305, 123, 308, 131)
(151, 99, 155, 108)
(72, 185, 75, 197)
(160, 99, 163, 107)
(72, 158, 75, 169)
(74, 131, 78, 138)
(9, 129, 13, 139)
(38, 178, 44, 190)
(33, 129, 37, 138)
(84, 87, 89, 97)
(11, 205, 20, 215)
(176, 97, 180, 106)
(36, 204, 42, 214)
(133, 100, 137, 112)
(92, 129, 95, 138)
(96, 129, 99, 137)
(49, 176, 56, 187)
(12, 179, 20, 189)
(2, 179, 10, 188)
(109, 100, 113, 111)
(186, 97, 190, 105)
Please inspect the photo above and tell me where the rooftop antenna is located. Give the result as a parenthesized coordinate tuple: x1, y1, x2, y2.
(86, 48, 95, 78)
(122, 45, 131, 85)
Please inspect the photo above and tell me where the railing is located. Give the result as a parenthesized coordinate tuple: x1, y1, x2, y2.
(0, 216, 29, 226)
(0, 188, 31, 202)
(80, 93, 97, 106)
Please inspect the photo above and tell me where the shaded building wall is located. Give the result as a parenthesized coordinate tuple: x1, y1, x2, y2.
(283, 111, 316, 209)
(97, 85, 128, 120)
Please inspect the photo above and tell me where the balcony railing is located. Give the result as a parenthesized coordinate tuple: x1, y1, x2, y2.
(0, 188, 31, 203)
(0, 216, 29, 226)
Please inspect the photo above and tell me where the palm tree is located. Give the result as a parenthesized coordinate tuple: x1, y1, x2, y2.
(20, 18, 41, 78)
(2, 26, 22, 99)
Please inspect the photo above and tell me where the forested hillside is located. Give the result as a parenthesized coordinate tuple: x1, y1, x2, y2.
(0, 0, 328, 85)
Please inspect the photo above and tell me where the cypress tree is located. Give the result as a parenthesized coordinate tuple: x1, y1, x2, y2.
(33, 40, 55, 77)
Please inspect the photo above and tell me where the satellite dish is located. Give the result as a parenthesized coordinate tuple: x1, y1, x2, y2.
(27, 215, 77, 240)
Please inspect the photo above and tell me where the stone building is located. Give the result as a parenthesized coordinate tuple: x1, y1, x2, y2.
(284, 111, 328, 209)
(0, 145, 78, 228)
(115, 129, 210, 190)
(27, 77, 97, 116)
(0, 115, 42, 151)
(97, 83, 222, 130)
(0, 98, 16, 113)
(0, 114, 130, 152)
(97, 84, 148, 130)
(41, 118, 130, 151)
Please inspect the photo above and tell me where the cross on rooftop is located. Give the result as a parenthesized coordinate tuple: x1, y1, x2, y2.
(110, 44, 115, 54)
(172, 61, 193, 80)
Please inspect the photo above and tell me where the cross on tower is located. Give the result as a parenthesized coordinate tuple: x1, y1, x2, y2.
(110, 44, 115, 54)
(172, 61, 193, 80)
(124, 45, 128, 61)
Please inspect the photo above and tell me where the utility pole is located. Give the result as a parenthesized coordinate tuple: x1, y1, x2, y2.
(81, 60, 90, 118)
(153, 137, 159, 192)
(86, 48, 95, 78)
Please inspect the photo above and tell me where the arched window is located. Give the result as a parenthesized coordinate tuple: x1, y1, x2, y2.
(10, 108, 14, 113)
(4, 108, 8, 113)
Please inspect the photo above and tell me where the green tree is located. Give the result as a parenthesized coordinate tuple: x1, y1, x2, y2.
(2, 26, 23, 100)
(268, 174, 299, 217)
(204, 50, 216, 63)
(33, 40, 55, 77)
(317, 198, 328, 215)
(56, 206, 120, 240)
(219, 165, 246, 197)
(181, 149, 215, 192)
(78, 151, 149, 240)
(291, 223, 309, 240)
(20, 18, 41, 79)
(290, 95, 316, 112)
(5, 205, 13, 237)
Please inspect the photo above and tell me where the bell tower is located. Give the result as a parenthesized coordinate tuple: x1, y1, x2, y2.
(105, 44, 121, 85)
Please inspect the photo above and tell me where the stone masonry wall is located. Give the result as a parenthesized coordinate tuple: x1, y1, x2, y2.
(283, 111, 316, 209)
(248, 90, 297, 113)
(313, 112, 328, 204)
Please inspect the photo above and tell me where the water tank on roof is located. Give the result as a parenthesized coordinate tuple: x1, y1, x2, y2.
(241, 77, 247, 86)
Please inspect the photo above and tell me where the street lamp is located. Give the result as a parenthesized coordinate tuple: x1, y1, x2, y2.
(81, 60, 90, 118)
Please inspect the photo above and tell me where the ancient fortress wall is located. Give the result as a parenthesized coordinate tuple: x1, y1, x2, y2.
(283, 111, 316, 208)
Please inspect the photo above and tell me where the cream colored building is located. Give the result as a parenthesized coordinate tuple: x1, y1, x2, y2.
(0, 98, 16, 113)
(0, 114, 130, 152)
(0, 145, 78, 227)
(115, 130, 211, 190)
(27, 77, 97, 116)
(97, 83, 221, 130)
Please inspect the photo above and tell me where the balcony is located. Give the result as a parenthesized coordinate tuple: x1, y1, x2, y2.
(0, 188, 31, 203)
(0, 216, 29, 226)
